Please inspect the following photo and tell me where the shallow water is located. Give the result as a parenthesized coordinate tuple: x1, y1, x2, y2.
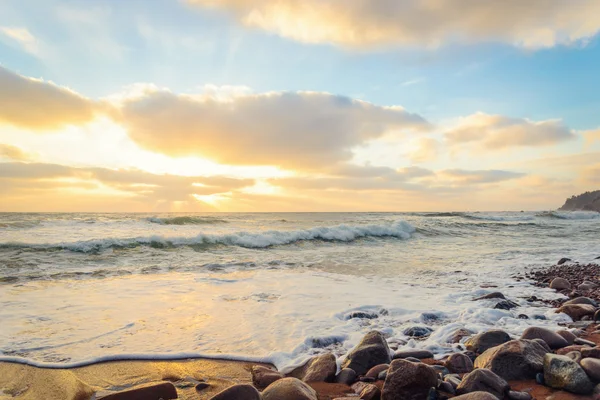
(0, 211, 598, 369)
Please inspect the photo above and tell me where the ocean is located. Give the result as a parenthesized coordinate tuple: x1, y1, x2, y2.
(0, 211, 599, 370)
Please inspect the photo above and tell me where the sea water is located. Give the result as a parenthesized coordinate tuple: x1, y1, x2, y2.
(0, 211, 598, 370)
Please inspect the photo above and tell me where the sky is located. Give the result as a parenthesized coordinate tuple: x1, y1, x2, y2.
(1, 0, 599, 212)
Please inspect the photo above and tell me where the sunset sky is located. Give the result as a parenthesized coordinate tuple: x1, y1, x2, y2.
(1, 0, 599, 212)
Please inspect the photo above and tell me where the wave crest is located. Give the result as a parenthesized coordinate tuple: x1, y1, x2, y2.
(536, 211, 600, 220)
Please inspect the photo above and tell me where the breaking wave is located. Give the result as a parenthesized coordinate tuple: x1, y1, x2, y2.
(536, 211, 600, 220)
(1, 220, 415, 253)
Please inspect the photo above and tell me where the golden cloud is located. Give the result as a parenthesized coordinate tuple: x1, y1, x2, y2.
(188, 0, 600, 49)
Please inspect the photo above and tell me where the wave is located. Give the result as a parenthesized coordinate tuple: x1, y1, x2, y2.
(1, 220, 415, 253)
(464, 214, 535, 222)
(412, 212, 465, 217)
(147, 216, 229, 225)
(536, 211, 600, 220)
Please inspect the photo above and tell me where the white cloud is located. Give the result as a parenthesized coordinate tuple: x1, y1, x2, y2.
(0, 26, 39, 55)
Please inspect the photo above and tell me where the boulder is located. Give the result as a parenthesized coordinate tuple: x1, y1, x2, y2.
(341, 331, 392, 376)
(445, 353, 474, 374)
(494, 300, 518, 310)
(473, 292, 506, 301)
(357, 383, 380, 400)
(581, 358, 600, 382)
(582, 347, 600, 359)
(550, 277, 571, 290)
(543, 354, 594, 394)
(449, 328, 474, 344)
(403, 326, 433, 338)
(452, 393, 499, 400)
(531, 338, 551, 353)
(456, 369, 509, 399)
(381, 359, 438, 400)
(261, 378, 317, 400)
(289, 353, 337, 382)
(393, 349, 433, 360)
(579, 281, 598, 291)
(564, 297, 598, 307)
(465, 330, 511, 354)
(520, 327, 569, 349)
(100, 383, 177, 400)
(365, 364, 389, 379)
(556, 330, 577, 345)
(474, 340, 548, 380)
(210, 384, 262, 400)
(252, 366, 284, 389)
(556, 304, 596, 321)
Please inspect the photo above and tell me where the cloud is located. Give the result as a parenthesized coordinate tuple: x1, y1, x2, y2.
(0, 162, 254, 202)
(438, 169, 525, 184)
(117, 88, 429, 169)
(0, 26, 39, 55)
(0, 144, 33, 161)
(408, 137, 440, 163)
(445, 112, 576, 151)
(584, 128, 600, 145)
(0, 66, 98, 130)
(187, 0, 600, 49)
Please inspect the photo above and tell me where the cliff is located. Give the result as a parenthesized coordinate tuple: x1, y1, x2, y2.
(559, 190, 600, 212)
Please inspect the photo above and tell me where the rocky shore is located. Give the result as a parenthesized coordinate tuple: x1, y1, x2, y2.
(2, 260, 600, 400)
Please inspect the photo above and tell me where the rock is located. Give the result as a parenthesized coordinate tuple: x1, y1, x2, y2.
(532, 315, 546, 320)
(535, 372, 544, 385)
(438, 381, 455, 395)
(393, 349, 434, 359)
(507, 390, 532, 400)
(565, 351, 582, 363)
(543, 353, 594, 394)
(556, 330, 577, 345)
(564, 297, 598, 307)
(378, 370, 387, 380)
(581, 358, 600, 382)
(449, 328, 473, 344)
(456, 369, 509, 399)
(289, 353, 337, 382)
(445, 353, 473, 374)
(357, 383, 380, 400)
(100, 382, 178, 400)
(196, 382, 210, 391)
(445, 374, 461, 389)
(556, 304, 596, 321)
(582, 347, 600, 359)
(595, 309, 600, 322)
(403, 326, 433, 338)
(473, 339, 548, 380)
(335, 368, 357, 385)
(574, 338, 596, 347)
(421, 313, 440, 322)
(346, 311, 379, 320)
(341, 331, 392, 376)
(473, 292, 506, 301)
(262, 378, 317, 400)
(465, 330, 511, 354)
(431, 365, 450, 377)
(579, 281, 598, 291)
(452, 393, 499, 400)
(493, 300, 518, 310)
(365, 364, 389, 379)
(520, 327, 569, 349)
(210, 384, 262, 400)
(557, 345, 589, 355)
(359, 376, 376, 383)
(550, 277, 571, 290)
(531, 338, 551, 353)
(557, 258, 571, 265)
(404, 357, 422, 363)
(381, 359, 438, 400)
(252, 366, 284, 389)
(517, 314, 528, 319)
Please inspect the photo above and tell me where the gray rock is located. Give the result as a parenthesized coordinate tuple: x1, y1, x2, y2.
(507, 390, 532, 400)
(474, 339, 548, 380)
(381, 359, 438, 400)
(543, 353, 594, 394)
(445, 353, 473, 374)
(465, 330, 511, 354)
(335, 368, 357, 385)
(438, 381, 455, 395)
(210, 384, 262, 400)
(473, 292, 506, 301)
(365, 363, 389, 379)
(403, 326, 433, 338)
(345, 311, 379, 320)
(550, 277, 571, 290)
(448, 328, 474, 344)
(557, 258, 571, 265)
(289, 353, 337, 382)
(393, 349, 434, 359)
(341, 331, 392, 376)
(404, 357, 422, 363)
(444, 374, 461, 389)
(574, 337, 596, 347)
(452, 393, 499, 400)
(579, 281, 598, 291)
(581, 358, 600, 382)
(494, 300, 518, 310)
(565, 297, 598, 307)
(520, 327, 569, 349)
(456, 369, 509, 399)
(262, 377, 317, 400)
(252, 366, 284, 389)
(556, 304, 596, 321)
(531, 338, 551, 353)
(556, 329, 577, 345)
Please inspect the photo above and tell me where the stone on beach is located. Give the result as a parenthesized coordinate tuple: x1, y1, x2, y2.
(582, 346, 600, 359)
(452, 392, 500, 400)
(579, 281, 598, 291)
(289, 353, 337, 382)
(449, 328, 474, 344)
(581, 358, 600, 382)
(473, 340, 547, 380)
(341, 331, 392, 376)
(252, 365, 284, 389)
(456, 368, 509, 399)
(543, 353, 594, 394)
(555, 329, 577, 345)
(556, 345, 589, 355)
(209, 384, 262, 400)
(99, 382, 178, 400)
(473, 292, 506, 301)
(565, 351, 582, 363)
(393, 349, 434, 360)
(334, 368, 357, 385)
(403, 326, 433, 338)
(381, 359, 438, 400)
(365, 363, 389, 379)
(564, 296, 598, 307)
(445, 353, 474, 374)
(465, 330, 511, 354)
(549, 277, 571, 290)
(262, 377, 318, 400)
(520, 327, 569, 349)
(556, 304, 596, 321)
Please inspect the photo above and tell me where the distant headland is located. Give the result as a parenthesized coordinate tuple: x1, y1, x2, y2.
(559, 190, 600, 212)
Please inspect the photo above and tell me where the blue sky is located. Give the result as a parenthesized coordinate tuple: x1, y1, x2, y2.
(0, 0, 599, 211)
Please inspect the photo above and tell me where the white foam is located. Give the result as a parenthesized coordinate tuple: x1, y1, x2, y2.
(539, 211, 600, 220)
(465, 214, 535, 222)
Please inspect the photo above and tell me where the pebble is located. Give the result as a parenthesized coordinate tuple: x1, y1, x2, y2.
(365, 364, 389, 379)
(262, 378, 318, 400)
(210, 384, 262, 400)
(335, 368, 357, 385)
(574, 338, 596, 347)
(100, 382, 177, 400)
(393, 349, 434, 359)
(445, 353, 473, 374)
(403, 326, 433, 338)
(543, 353, 594, 394)
(550, 277, 572, 290)
(465, 330, 511, 354)
(520, 327, 569, 349)
(507, 390, 532, 400)
(580, 358, 600, 382)
(456, 369, 509, 399)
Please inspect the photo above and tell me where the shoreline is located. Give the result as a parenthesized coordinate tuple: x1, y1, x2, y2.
(2, 261, 600, 400)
